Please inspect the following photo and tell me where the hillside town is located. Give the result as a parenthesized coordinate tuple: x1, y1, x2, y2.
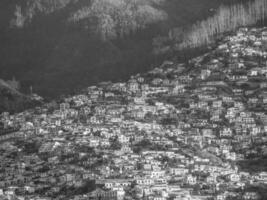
(1, 27, 267, 200)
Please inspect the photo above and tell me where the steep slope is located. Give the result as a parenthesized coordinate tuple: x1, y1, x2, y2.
(0, 0, 246, 98)
(1, 27, 267, 200)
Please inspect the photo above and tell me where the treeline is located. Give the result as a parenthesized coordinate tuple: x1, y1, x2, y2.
(170, 0, 267, 50)
(69, 0, 168, 41)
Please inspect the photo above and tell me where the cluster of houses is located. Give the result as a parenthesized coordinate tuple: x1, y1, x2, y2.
(0, 27, 267, 200)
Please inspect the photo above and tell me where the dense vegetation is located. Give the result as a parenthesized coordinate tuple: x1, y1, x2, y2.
(11, 0, 168, 41)
(1, 0, 266, 100)
(162, 0, 267, 50)
(0, 0, 227, 98)
(10, 0, 73, 28)
(69, 0, 168, 40)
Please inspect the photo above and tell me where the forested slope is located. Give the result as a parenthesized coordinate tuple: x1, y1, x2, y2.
(155, 0, 267, 52)
(0, 0, 257, 99)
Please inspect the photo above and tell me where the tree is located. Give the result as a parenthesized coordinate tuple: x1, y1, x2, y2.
(109, 136, 122, 150)
(174, 0, 267, 49)
(69, 0, 167, 40)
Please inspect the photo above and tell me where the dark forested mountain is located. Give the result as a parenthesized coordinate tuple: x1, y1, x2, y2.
(0, 0, 263, 99)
